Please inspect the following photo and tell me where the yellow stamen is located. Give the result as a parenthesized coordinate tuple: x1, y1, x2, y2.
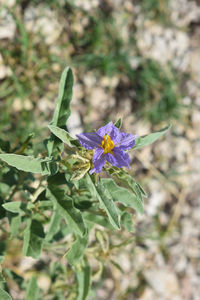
(101, 134, 115, 154)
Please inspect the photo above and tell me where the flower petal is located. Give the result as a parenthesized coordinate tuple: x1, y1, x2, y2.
(90, 148, 105, 174)
(97, 121, 121, 143)
(76, 132, 102, 150)
(117, 132, 137, 150)
(106, 148, 131, 168)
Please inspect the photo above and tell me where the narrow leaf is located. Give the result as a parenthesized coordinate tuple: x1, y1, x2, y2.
(25, 276, 39, 300)
(76, 260, 91, 300)
(0, 273, 5, 283)
(0, 288, 12, 300)
(23, 220, 45, 259)
(46, 186, 86, 236)
(65, 233, 88, 265)
(0, 154, 58, 176)
(45, 211, 62, 242)
(121, 212, 134, 232)
(46, 67, 74, 156)
(83, 212, 113, 230)
(48, 125, 79, 147)
(2, 202, 26, 214)
(102, 178, 144, 214)
(133, 125, 171, 150)
(86, 175, 120, 229)
(10, 215, 21, 237)
(114, 118, 122, 129)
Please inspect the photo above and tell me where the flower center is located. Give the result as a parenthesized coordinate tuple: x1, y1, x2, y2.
(101, 134, 115, 154)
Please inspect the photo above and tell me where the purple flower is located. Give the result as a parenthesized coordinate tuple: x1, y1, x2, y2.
(77, 122, 137, 174)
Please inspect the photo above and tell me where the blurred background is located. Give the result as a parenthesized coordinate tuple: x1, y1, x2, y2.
(0, 0, 200, 299)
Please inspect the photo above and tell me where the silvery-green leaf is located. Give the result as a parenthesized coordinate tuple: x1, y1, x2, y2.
(133, 125, 171, 150)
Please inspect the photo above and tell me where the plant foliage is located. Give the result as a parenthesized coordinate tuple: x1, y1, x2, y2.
(0, 67, 170, 299)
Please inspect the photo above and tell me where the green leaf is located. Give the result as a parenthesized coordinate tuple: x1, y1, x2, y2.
(101, 178, 144, 214)
(25, 276, 39, 300)
(46, 67, 74, 156)
(86, 175, 120, 229)
(110, 259, 124, 273)
(46, 186, 86, 237)
(0, 256, 4, 264)
(137, 181, 147, 198)
(48, 125, 79, 148)
(0, 154, 58, 176)
(121, 212, 134, 232)
(133, 125, 171, 150)
(0, 273, 5, 283)
(45, 211, 62, 242)
(10, 215, 21, 237)
(2, 202, 26, 214)
(114, 118, 122, 129)
(96, 230, 109, 253)
(23, 220, 45, 259)
(76, 261, 91, 300)
(109, 169, 146, 211)
(83, 212, 113, 230)
(118, 172, 144, 205)
(0, 183, 10, 196)
(65, 233, 88, 265)
(0, 288, 12, 300)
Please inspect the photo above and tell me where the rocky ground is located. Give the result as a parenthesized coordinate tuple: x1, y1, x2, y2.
(0, 0, 200, 299)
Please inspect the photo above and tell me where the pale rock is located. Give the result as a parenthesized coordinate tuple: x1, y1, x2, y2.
(0, 54, 11, 79)
(0, 8, 16, 39)
(192, 208, 200, 222)
(0, 64, 7, 79)
(169, 0, 200, 27)
(89, 87, 108, 109)
(165, 28, 174, 41)
(120, 276, 132, 291)
(182, 97, 191, 106)
(137, 144, 153, 165)
(176, 256, 188, 273)
(13, 98, 22, 112)
(67, 110, 83, 138)
(124, 1, 134, 12)
(38, 97, 55, 113)
(134, 121, 150, 138)
(83, 73, 97, 88)
(19, 256, 37, 273)
(129, 56, 140, 69)
(138, 287, 157, 300)
(24, 99, 34, 110)
(182, 219, 199, 240)
(101, 76, 119, 88)
(118, 253, 131, 273)
(192, 110, 200, 129)
(190, 50, 200, 84)
(24, 6, 63, 45)
(195, 97, 200, 107)
(136, 20, 189, 71)
(174, 137, 192, 163)
(37, 275, 51, 292)
(118, 98, 132, 115)
(144, 268, 180, 298)
(73, 0, 99, 11)
(147, 180, 167, 216)
(73, 83, 84, 104)
(0, 0, 16, 6)
(113, 11, 129, 43)
(52, 63, 62, 73)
